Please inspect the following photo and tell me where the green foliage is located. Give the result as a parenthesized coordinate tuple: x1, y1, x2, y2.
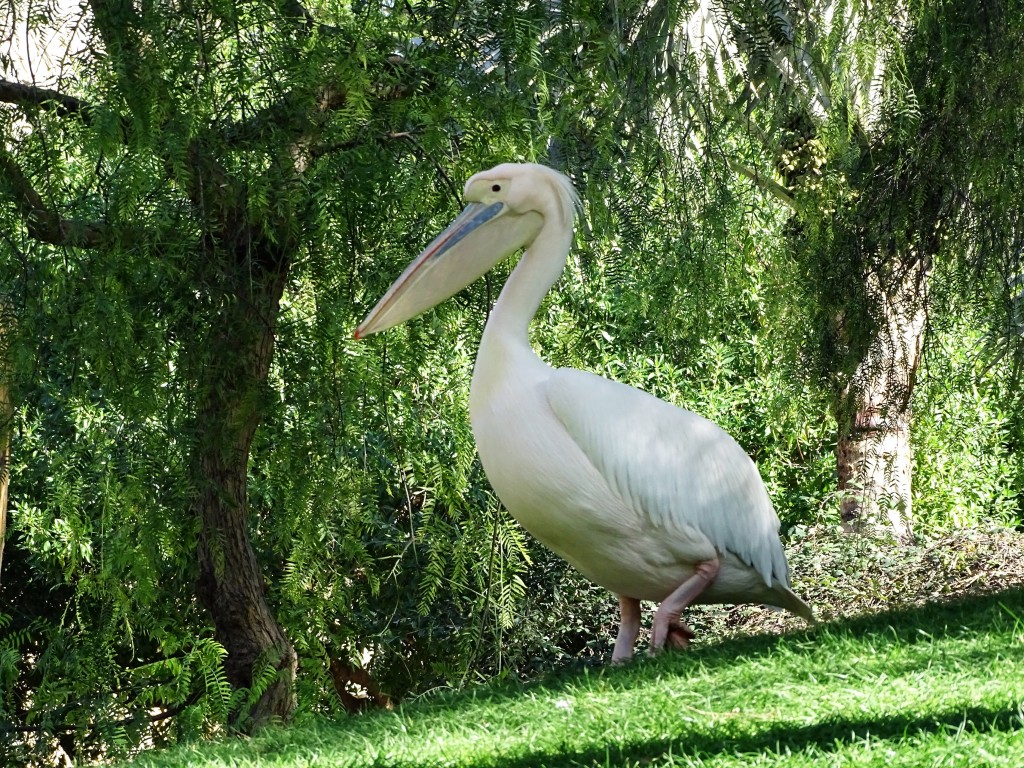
(913, 322, 1020, 533)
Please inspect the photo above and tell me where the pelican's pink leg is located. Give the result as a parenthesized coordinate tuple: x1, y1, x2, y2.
(650, 558, 720, 652)
(611, 595, 642, 663)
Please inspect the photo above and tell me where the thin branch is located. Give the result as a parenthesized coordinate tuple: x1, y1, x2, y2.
(727, 158, 801, 212)
(2, 689, 205, 735)
(0, 75, 322, 154)
(275, 0, 318, 30)
(389, 132, 463, 206)
(0, 297, 11, 585)
(1, 53, 413, 157)
(267, 0, 348, 36)
(219, 55, 411, 152)
(0, 146, 107, 248)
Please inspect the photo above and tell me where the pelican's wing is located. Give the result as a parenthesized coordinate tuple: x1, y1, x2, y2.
(544, 367, 790, 587)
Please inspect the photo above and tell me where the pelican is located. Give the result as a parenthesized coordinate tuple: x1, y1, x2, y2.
(356, 163, 814, 661)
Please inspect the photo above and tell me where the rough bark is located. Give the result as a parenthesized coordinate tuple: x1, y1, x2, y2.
(833, 261, 928, 543)
(0, 299, 12, 582)
(190, 240, 297, 728)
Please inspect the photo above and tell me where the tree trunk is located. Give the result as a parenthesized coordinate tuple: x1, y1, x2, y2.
(0, 380, 10, 583)
(833, 260, 927, 543)
(0, 300, 12, 582)
(191, 242, 297, 729)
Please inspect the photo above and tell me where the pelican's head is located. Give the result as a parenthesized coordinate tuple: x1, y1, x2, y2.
(355, 163, 581, 338)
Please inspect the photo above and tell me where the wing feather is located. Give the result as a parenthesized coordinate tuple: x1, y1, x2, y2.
(544, 367, 791, 588)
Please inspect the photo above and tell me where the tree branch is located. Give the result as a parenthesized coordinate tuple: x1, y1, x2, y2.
(269, 0, 349, 37)
(1, 49, 414, 154)
(0, 74, 319, 153)
(389, 132, 462, 205)
(275, 0, 318, 30)
(1, 687, 205, 735)
(0, 78, 96, 122)
(219, 54, 411, 152)
(728, 159, 801, 212)
(0, 146, 107, 248)
(0, 297, 11, 585)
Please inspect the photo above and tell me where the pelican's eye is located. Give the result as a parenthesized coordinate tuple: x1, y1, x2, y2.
(491, 184, 502, 192)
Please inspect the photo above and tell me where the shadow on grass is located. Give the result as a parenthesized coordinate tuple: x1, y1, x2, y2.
(117, 587, 1024, 768)
(378, 586, 1024, 766)
(450, 701, 1024, 768)
(452, 586, 1024, 768)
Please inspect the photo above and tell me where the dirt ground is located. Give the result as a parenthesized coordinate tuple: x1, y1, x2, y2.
(692, 524, 1024, 639)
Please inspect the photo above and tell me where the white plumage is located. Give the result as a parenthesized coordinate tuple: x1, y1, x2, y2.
(357, 163, 813, 661)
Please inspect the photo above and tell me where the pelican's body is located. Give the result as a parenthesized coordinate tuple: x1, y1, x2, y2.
(357, 163, 813, 660)
(473, 365, 790, 607)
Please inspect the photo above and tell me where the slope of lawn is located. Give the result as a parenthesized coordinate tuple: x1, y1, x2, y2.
(125, 586, 1024, 768)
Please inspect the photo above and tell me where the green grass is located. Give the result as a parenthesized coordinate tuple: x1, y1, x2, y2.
(126, 589, 1024, 768)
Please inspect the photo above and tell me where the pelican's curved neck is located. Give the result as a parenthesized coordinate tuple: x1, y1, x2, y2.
(481, 222, 573, 348)
(470, 218, 573, 416)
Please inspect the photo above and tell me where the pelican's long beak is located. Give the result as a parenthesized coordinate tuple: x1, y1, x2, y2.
(355, 201, 540, 338)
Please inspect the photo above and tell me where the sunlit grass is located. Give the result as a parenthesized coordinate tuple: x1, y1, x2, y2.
(124, 589, 1024, 768)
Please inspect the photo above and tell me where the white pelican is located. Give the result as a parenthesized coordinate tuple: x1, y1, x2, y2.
(356, 163, 814, 661)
